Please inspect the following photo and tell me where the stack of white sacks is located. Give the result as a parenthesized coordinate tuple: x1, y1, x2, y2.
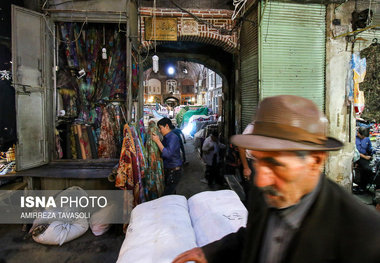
(117, 190, 248, 263)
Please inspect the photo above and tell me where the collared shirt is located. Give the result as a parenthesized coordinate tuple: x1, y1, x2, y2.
(202, 136, 226, 166)
(161, 130, 182, 169)
(172, 128, 185, 145)
(356, 135, 374, 155)
(258, 175, 323, 263)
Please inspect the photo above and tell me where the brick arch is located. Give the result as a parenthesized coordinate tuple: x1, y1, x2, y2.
(139, 7, 237, 54)
(142, 34, 236, 54)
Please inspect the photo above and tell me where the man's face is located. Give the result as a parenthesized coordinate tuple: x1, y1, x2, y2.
(249, 150, 325, 209)
(357, 132, 365, 139)
(158, 124, 171, 136)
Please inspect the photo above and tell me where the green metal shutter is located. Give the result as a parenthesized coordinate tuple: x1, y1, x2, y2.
(259, 2, 326, 110)
(240, 8, 259, 129)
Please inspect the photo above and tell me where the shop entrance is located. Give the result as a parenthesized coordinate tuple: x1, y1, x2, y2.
(55, 22, 127, 161)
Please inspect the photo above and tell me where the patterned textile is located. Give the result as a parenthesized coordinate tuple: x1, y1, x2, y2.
(116, 124, 142, 206)
(98, 106, 118, 158)
(143, 121, 165, 200)
(131, 59, 139, 99)
(109, 104, 124, 154)
(70, 126, 77, 159)
(139, 118, 146, 145)
(131, 125, 146, 204)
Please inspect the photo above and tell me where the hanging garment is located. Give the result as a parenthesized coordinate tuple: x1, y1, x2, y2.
(87, 125, 98, 159)
(55, 129, 63, 159)
(116, 124, 142, 207)
(81, 125, 92, 159)
(143, 121, 165, 200)
(70, 125, 78, 159)
(139, 118, 146, 145)
(98, 106, 118, 158)
(131, 124, 147, 204)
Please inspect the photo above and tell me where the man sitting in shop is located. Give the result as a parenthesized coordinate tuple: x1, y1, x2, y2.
(152, 118, 183, 195)
(172, 95, 380, 263)
(355, 126, 376, 192)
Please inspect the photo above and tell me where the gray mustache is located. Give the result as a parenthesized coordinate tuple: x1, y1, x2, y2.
(259, 186, 282, 197)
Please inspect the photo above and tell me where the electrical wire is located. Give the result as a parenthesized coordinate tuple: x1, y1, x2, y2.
(46, 0, 89, 7)
(232, 0, 247, 21)
(153, 0, 157, 54)
(42, 13, 88, 43)
(259, 0, 269, 28)
(367, 0, 373, 27)
(118, 11, 127, 33)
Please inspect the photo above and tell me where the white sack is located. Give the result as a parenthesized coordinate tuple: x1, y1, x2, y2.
(33, 218, 89, 246)
(31, 186, 89, 246)
(188, 190, 248, 247)
(117, 195, 197, 263)
(90, 203, 118, 236)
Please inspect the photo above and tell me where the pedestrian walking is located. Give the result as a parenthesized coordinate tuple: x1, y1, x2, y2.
(202, 130, 226, 186)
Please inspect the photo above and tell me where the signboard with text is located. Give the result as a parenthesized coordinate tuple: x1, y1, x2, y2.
(144, 17, 178, 41)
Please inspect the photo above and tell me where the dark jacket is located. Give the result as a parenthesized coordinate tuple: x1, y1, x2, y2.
(202, 177, 380, 263)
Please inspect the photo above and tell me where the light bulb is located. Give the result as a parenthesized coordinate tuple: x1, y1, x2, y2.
(102, 48, 107, 60)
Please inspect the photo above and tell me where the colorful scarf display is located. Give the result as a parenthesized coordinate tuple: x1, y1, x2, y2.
(115, 120, 165, 207)
(116, 124, 141, 206)
(143, 121, 165, 200)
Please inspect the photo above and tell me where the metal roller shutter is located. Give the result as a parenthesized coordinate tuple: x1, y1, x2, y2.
(259, 2, 326, 110)
(240, 8, 259, 130)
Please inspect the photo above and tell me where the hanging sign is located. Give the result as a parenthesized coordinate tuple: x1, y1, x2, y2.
(145, 17, 178, 41)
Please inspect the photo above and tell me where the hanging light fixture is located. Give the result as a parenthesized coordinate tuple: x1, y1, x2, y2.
(152, 55, 159, 73)
(152, 0, 159, 73)
(102, 25, 107, 60)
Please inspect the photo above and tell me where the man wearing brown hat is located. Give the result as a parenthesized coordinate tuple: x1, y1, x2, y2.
(172, 95, 380, 263)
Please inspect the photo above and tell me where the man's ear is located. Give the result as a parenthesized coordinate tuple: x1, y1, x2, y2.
(309, 151, 327, 171)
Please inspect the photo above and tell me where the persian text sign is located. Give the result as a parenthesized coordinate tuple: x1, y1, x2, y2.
(145, 17, 178, 41)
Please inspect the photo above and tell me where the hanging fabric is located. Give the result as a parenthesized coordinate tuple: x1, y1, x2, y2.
(115, 123, 142, 206)
(143, 121, 165, 200)
(98, 106, 118, 158)
(131, 124, 147, 204)
(57, 22, 127, 160)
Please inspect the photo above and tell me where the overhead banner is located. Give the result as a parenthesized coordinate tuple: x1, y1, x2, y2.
(144, 17, 178, 41)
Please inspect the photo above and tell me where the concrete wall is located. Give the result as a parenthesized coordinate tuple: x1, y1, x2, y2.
(325, 1, 376, 189)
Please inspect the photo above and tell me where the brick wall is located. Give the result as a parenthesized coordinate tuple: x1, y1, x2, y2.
(139, 7, 237, 53)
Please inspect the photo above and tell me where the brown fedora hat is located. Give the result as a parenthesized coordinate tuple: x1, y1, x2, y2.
(231, 95, 344, 151)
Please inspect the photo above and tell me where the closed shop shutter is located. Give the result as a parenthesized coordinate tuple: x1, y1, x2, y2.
(259, 2, 326, 110)
(240, 8, 259, 130)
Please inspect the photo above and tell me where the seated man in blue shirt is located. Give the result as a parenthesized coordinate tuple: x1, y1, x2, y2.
(355, 126, 375, 191)
(152, 118, 183, 195)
